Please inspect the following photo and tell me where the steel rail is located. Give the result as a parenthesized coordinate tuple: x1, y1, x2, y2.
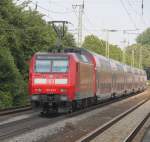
(0, 92, 147, 141)
(123, 113, 150, 142)
(0, 105, 32, 116)
(76, 98, 149, 142)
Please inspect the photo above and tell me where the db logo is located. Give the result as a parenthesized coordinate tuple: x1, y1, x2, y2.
(48, 79, 55, 84)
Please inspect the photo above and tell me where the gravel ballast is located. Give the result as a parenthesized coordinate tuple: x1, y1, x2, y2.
(4, 91, 149, 142)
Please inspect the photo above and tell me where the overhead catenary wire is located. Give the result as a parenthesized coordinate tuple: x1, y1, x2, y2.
(120, 0, 138, 29)
(126, 0, 147, 27)
(83, 11, 106, 49)
(72, 4, 107, 50)
(31, 1, 74, 14)
(127, 0, 140, 15)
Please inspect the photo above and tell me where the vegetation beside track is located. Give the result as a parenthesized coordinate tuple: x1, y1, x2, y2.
(0, 0, 75, 109)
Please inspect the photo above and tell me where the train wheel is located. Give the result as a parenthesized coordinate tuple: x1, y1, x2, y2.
(111, 93, 116, 99)
(93, 96, 97, 104)
(69, 101, 76, 113)
(82, 99, 88, 109)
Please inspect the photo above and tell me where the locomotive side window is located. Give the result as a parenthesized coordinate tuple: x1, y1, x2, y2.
(81, 55, 89, 63)
(52, 60, 68, 73)
(35, 60, 51, 73)
(76, 53, 90, 63)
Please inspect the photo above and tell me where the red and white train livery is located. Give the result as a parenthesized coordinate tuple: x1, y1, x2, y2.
(28, 48, 147, 113)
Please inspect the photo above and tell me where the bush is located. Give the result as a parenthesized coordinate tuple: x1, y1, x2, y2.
(0, 48, 28, 107)
(0, 91, 13, 109)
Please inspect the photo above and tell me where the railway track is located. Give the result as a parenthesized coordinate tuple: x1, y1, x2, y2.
(124, 113, 150, 142)
(0, 92, 135, 118)
(0, 105, 32, 116)
(77, 98, 150, 142)
(0, 92, 141, 141)
(0, 91, 148, 141)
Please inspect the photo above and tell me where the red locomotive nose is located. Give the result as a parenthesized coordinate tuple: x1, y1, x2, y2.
(29, 53, 76, 100)
(32, 74, 69, 93)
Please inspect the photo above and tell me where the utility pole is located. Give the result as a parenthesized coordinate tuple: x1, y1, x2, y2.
(142, 0, 144, 16)
(139, 0, 144, 69)
(102, 28, 138, 61)
(126, 31, 142, 68)
(122, 30, 127, 64)
(120, 39, 126, 64)
(131, 46, 135, 67)
(106, 30, 109, 58)
(122, 41, 126, 64)
(35, 1, 38, 11)
(72, 1, 84, 47)
(122, 29, 139, 65)
(139, 45, 142, 68)
(103, 29, 118, 58)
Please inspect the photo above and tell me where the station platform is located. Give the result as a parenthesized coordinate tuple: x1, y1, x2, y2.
(142, 127, 150, 142)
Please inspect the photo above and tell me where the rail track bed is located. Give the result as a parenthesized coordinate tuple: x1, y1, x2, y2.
(0, 90, 148, 142)
(78, 98, 150, 142)
(0, 105, 32, 116)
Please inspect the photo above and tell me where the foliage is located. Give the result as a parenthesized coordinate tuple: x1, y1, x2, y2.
(126, 28, 150, 69)
(125, 27, 150, 80)
(82, 35, 105, 56)
(82, 35, 124, 63)
(82, 30, 150, 69)
(62, 32, 76, 48)
(0, 48, 27, 107)
(0, 0, 76, 109)
(136, 28, 150, 45)
(0, 91, 13, 109)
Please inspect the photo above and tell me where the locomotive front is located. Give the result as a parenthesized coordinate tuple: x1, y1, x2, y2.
(29, 53, 75, 113)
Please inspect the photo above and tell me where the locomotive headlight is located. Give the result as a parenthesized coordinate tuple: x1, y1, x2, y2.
(34, 78, 47, 84)
(60, 88, 67, 92)
(55, 79, 68, 85)
(60, 95, 68, 101)
(31, 95, 39, 101)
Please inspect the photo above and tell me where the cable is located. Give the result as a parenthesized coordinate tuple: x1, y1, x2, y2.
(120, 0, 137, 29)
(82, 11, 106, 47)
(126, 0, 147, 27)
(127, 0, 140, 15)
(31, 1, 74, 14)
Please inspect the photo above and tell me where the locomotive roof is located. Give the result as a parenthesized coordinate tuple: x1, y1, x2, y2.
(35, 48, 145, 74)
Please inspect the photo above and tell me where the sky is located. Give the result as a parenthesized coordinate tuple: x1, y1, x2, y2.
(17, 0, 150, 48)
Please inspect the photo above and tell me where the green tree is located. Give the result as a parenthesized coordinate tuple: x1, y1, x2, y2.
(137, 28, 150, 45)
(0, 0, 76, 108)
(0, 48, 27, 108)
(82, 35, 105, 56)
(126, 27, 150, 68)
(82, 35, 123, 62)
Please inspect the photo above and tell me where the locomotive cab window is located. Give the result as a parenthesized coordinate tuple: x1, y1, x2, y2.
(52, 60, 68, 73)
(35, 59, 51, 73)
(35, 55, 69, 73)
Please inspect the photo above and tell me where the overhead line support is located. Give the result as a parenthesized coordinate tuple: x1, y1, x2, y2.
(72, 1, 84, 47)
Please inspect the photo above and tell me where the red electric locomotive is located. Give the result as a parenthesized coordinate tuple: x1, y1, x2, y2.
(29, 48, 147, 114)
(29, 49, 96, 113)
